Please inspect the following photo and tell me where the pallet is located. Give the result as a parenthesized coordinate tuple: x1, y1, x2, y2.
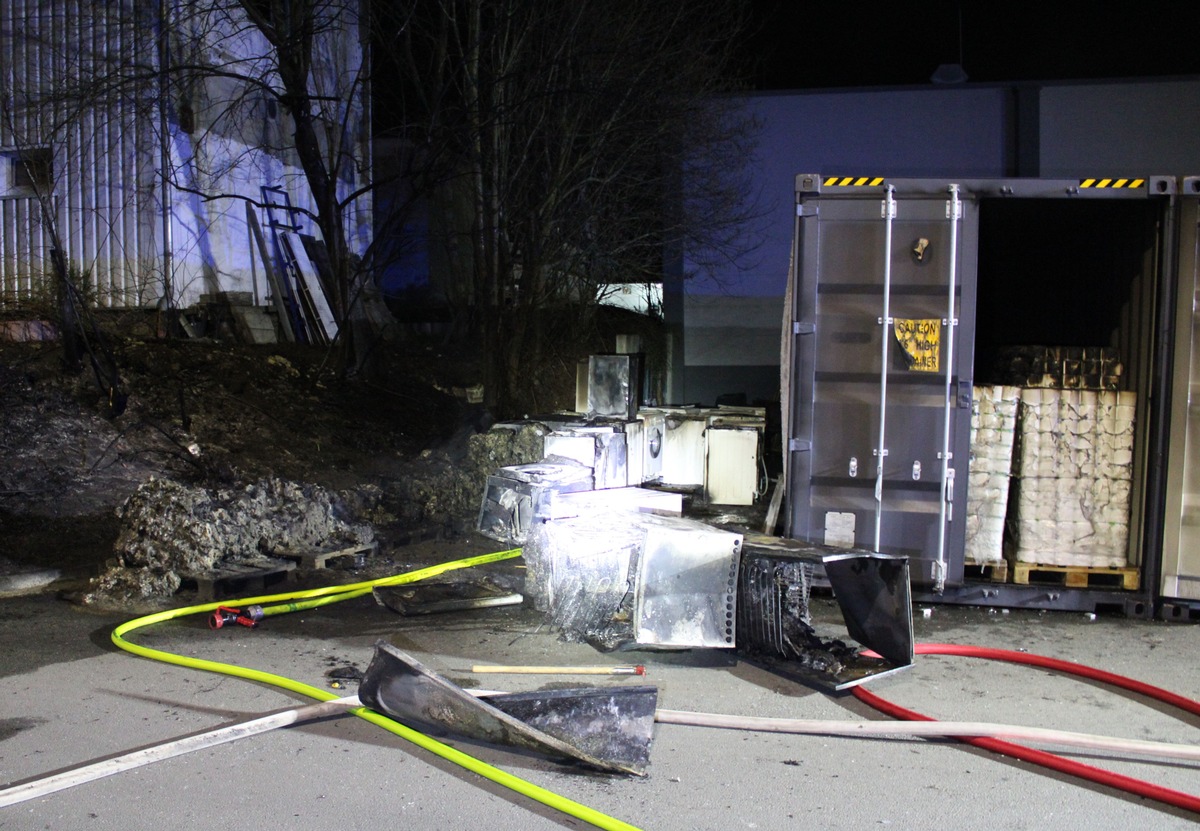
(184, 558, 296, 602)
(1011, 561, 1140, 591)
(279, 543, 376, 570)
(963, 558, 1008, 583)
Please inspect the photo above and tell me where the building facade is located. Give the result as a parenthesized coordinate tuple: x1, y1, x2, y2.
(0, 0, 370, 314)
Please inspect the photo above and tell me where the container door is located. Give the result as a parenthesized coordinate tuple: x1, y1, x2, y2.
(785, 177, 977, 589)
(1161, 179, 1200, 605)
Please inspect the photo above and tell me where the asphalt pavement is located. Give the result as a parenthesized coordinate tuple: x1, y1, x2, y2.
(0, 551, 1197, 831)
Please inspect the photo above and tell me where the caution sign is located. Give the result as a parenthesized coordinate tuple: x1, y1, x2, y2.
(894, 318, 940, 372)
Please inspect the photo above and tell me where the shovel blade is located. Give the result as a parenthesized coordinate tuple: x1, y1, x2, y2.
(483, 685, 657, 773)
(358, 641, 655, 775)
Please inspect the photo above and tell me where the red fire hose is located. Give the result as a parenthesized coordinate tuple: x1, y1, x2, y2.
(854, 643, 1200, 814)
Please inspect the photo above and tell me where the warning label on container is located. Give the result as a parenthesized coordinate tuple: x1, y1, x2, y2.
(894, 318, 940, 372)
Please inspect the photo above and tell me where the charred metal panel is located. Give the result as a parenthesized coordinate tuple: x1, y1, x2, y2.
(735, 535, 913, 689)
(359, 642, 656, 776)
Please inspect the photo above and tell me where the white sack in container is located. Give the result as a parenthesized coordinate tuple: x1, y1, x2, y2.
(964, 385, 1018, 563)
(1011, 388, 1134, 568)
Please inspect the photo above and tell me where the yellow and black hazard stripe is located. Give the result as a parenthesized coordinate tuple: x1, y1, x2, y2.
(1079, 178, 1146, 189)
(822, 176, 886, 187)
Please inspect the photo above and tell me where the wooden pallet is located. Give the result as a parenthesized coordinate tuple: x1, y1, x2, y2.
(1011, 561, 1140, 591)
(963, 558, 1008, 583)
(184, 558, 296, 602)
(279, 543, 376, 570)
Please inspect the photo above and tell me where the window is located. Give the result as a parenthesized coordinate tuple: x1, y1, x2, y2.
(5, 148, 53, 195)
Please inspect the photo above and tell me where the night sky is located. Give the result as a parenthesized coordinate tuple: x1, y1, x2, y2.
(744, 2, 1200, 90)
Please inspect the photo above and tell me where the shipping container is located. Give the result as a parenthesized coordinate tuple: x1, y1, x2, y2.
(784, 174, 1198, 617)
(1160, 176, 1200, 619)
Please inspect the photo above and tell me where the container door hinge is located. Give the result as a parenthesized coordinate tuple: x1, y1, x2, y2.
(945, 194, 963, 220)
(956, 380, 973, 408)
(931, 559, 947, 593)
(789, 438, 812, 453)
(793, 321, 815, 335)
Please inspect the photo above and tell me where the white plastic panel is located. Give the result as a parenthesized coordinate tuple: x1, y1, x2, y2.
(705, 427, 759, 505)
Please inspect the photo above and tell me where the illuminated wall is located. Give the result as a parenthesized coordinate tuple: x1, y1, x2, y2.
(0, 0, 370, 311)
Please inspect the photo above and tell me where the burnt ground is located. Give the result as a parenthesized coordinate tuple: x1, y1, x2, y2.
(0, 330, 563, 602)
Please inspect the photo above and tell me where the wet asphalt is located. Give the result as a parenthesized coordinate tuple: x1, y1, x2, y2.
(0, 560, 1197, 831)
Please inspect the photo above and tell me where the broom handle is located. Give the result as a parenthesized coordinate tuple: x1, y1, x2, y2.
(0, 697, 360, 808)
(471, 665, 646, 676)
(654, 708, 1200, 761)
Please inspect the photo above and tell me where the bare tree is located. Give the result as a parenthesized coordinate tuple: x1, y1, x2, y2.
(383, 0, 760, 414)
(0, 1, 385, 373)
(3, 1, 758, 411)
(166, 0, 381, 370)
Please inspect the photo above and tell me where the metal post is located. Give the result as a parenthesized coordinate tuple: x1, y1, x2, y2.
(935, 185, 962, 591)
(875, 186, 896, 551)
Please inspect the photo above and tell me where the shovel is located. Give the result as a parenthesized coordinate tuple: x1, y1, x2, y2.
(357, 641, 657, 776)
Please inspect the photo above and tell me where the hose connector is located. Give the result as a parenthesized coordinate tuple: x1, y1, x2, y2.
(209, 605, 265, 629)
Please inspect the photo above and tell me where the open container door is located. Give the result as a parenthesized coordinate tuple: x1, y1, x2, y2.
(785, 175, 977, 591)
(1161, 176, 1200, 620)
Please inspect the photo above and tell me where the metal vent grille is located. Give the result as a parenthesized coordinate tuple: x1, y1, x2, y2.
(735, 550, 822, 662)
(735, 540, 913, 690)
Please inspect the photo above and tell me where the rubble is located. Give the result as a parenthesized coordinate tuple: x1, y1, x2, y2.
(0, 312, 661, 605)
(387, 421, 551, 532)
(82, 477, 374, 606)
(0, 361, 178, 518)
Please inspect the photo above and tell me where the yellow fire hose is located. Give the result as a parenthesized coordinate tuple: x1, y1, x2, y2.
(103, 547, 642, 831)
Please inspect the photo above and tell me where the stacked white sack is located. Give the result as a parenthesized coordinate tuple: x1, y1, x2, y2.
(1011, 388, 1135, 567)
(965, 385, 1019, 563)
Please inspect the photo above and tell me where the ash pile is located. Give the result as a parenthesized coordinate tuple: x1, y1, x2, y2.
(0, 361, 195, 519)
(82, 477, 374, 606)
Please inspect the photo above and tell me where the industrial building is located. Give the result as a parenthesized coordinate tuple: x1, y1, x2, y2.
(0, 1, 370, 327)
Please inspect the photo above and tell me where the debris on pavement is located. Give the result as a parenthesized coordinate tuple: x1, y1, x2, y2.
(373, 576, 522, 615)
(359, 641, 658, 776)
(82, 477, 374, 606)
